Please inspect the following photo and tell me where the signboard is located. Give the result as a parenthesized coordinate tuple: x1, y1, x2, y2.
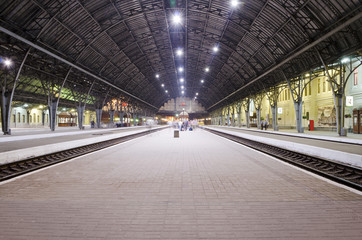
(346, 96, 353, 107)
(278, 107, 283, 114)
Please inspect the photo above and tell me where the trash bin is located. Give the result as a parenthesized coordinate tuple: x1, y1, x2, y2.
(309, 120, 314, 131)
(174, 130, 179, 138)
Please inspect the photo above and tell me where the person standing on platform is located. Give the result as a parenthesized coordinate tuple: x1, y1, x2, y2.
(260, 120, 264, 130)
(264, 120, 268, 130)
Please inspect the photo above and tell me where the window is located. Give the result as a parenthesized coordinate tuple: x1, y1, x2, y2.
(318, 79, 321, 93)
(328, 81, 331, 91)
(309, 83, 312, 95)
(354, 68, 358, 86)
(18, 112, 21, 122)
(29, 115, 32, 123)
(323, 80, 326, 92)
(33, 113, 36, 123)
(37, 115, 40, 123)
(22, 115, 25, 123)
(13, 114, 16, 123)
(304, 86, 308, 96)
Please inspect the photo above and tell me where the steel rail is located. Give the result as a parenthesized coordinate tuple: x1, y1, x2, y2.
(0, 127, 166, 182)
(204, 127, 362, 191)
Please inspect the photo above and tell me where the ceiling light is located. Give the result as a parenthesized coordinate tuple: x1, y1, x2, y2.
(178, 67, 184, 72)
(180, 78, 184, 83)
(201, 79, 204, 83)
(3, 58, 12, 67)
(172, 13, 182, 25)
(161, 84, 165, 87)
(213, 46, 219, 53)
(165, 90, 168, 93)
(341, 57, 350, 64)
(156, 74, 160, 78)
(181, 90, 184, 94)
(231, 0, 239, 7)
(196, 93, 199, 96)
(181, 86, 184, 89)
(205, 67, 209, 72)
(176, 49, 183, 56)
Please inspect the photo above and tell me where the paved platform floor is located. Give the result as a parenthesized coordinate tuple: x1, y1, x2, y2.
(1, 128, 362, 239)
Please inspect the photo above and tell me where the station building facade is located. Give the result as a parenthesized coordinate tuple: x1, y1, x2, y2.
(211, 59, 362, 133)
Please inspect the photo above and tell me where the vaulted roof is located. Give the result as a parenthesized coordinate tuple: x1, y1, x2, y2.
(1, 0, 361, 111)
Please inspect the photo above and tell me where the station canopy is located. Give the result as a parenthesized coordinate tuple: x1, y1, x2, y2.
(0, 0, 361, 111)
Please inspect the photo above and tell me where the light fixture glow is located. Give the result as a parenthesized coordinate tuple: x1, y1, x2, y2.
(180, 78, 184, 83)
(176, 49, 183, 56)
(156, 74, 160, 78)
(213, 46, 219, 53)
(178, 67, 184, 72)
(196, 93, 199, 96)
(231, 0, 239, 7)
(181, 86, 184, 89)
(341, 57, 350, 64)
(181, 90, 184, 94)
(172, 13, 182, 25)
(161, 84, 165, 87)
(205, 67, 210, 72)
(201, 79, 204, 83)
(3, 58, 12, 67)
(165, 90, 168, 93)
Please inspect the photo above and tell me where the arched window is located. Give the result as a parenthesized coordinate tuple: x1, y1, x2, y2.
(18, 112, 21, 122)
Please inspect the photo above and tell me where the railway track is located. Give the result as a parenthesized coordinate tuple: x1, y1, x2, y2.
(0, 127, 165, 182)
(204, 127, 362, 191)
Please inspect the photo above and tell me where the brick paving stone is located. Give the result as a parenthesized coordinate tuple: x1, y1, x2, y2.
(0, 128, 362, 239)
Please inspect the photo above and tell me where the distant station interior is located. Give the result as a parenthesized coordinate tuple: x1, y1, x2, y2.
(1, 0, 362, 239)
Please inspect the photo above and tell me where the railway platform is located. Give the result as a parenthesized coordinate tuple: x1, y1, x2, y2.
(0, 127, 361, 239)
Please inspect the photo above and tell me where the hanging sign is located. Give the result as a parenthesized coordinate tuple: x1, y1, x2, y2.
(346, 96, 353, 107)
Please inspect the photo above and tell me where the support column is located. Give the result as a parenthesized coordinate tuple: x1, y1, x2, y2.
(48, 101, 57, 131)
(335, 93, 346, 136)
(95, 109, 102, 128)
(77, 106, 85, 130)
(133, 114, 137, 126)
(120, 111, 124, 125)
(226, 108, 230, 126)
(109, 110, 114, 124)
(245, 110, 250, 128)
(231, 108, 235, 127)
(284, 73, 304, 133)
(256, 108, 261, 129)
(271, 105, 278, 131)
(0, 89, 11, 135)
(42, 110, 45, 126)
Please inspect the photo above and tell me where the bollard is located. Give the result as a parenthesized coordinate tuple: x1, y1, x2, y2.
(174, 130, 179, 138)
